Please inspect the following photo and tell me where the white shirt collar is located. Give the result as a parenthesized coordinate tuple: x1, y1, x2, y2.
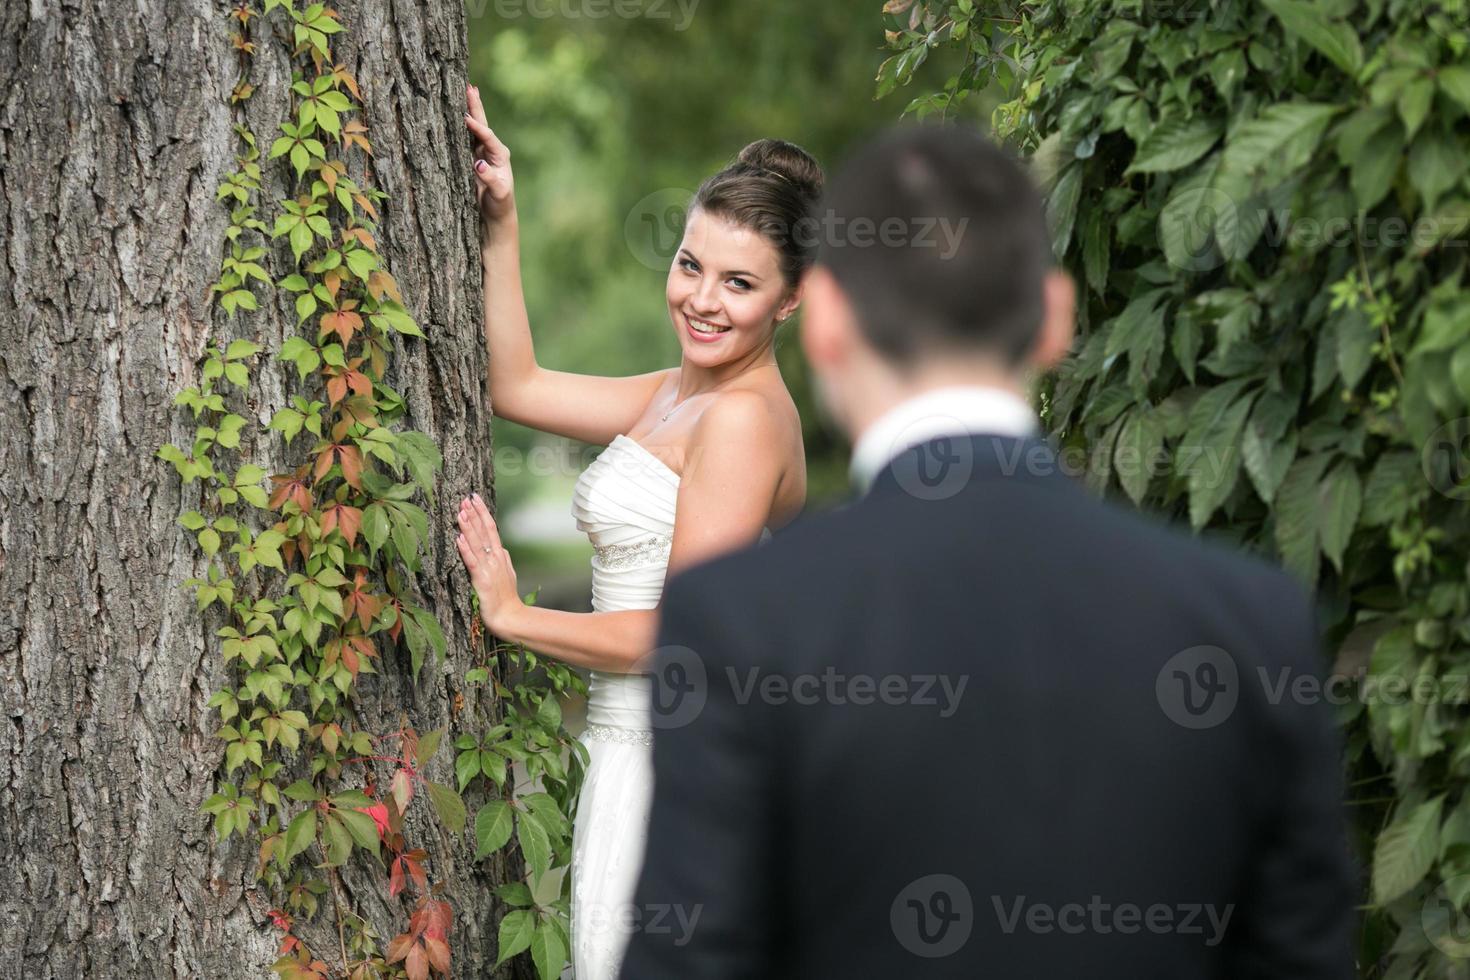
(848, 384, 1040, 494)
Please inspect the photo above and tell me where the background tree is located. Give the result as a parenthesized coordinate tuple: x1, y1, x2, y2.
(0, 1, 531, 976)
(889, 0, 1470, 974)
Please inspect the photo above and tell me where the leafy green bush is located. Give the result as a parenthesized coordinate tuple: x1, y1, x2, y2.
(885, 0, 1470, 972)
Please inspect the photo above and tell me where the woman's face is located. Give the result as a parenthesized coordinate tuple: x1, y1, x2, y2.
(665, 206, 795, 369)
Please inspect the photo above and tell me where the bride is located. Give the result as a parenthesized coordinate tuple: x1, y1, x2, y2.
(453, 83, 819, 978)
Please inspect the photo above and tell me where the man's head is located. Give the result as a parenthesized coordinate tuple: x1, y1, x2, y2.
(799, 123, 1075, 438)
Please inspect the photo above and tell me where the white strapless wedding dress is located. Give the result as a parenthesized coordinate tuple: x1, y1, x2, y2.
(567, 433, 766, 979)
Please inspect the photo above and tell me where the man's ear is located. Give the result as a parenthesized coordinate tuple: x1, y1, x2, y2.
(1027, 270, 1076, 371)
(798, 265, 850, 371)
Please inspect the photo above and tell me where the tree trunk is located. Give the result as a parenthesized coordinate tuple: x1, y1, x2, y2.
(0, 1, 524, 977)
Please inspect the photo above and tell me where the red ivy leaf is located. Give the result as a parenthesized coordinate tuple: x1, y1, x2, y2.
(389, 854, 407, 897)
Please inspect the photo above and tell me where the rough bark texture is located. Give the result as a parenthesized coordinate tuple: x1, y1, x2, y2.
(0, 0, 528, 976)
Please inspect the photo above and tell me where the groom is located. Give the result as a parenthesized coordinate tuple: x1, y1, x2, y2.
(619, 124, 1355, 977)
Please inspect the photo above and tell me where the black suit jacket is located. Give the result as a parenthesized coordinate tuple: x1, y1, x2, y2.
(620, 434, 1356, 979)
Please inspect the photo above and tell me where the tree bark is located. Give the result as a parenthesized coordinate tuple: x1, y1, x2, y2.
(0, 1, 523, 977)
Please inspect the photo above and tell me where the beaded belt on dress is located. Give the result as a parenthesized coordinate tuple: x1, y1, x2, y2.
(592, 534, 672, 570)
(581, 723, 653, 746)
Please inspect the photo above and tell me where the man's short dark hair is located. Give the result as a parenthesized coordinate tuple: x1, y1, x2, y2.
(814, 123, 1053, 368)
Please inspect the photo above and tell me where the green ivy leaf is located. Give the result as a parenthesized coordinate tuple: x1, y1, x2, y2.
(1319, 462, 1362, 573)
(517, 809, 552, 877)
(1373, 796, 1444, 905)
(322, 812, 352, 866)
(1219, 102, 1339, 180)
(1240, 392, 1298, 506)
(455, 749, 482, 793)
(426, 780, 466, 835)
(283, 808, 317, 862)
(1275, 454, 1333, 587)
(481, 749, 507, 787)
(1114, 407, 1164, 505)
(1184, 389, 1254, 529)
(1125, 116, 1223, 174)
(530, 915, 569, 980)
(371, 301, 425, 338)
(362, 503, 390, 555)
(1045, 163, 1082, 259)
(225, 339, 262, 360)
(495, 909, 535, 966)
(476, 800, 515, 859)
(1407, 128, 1466, 214)
(496, 882, 534, 907)
(1260, 0, 1362, 75)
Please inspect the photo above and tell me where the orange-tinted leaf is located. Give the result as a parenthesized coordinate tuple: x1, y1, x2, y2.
(345, 226, 377, 252)
(352, 592, 382, 632)
(334, 66, 361, 100)
(425, 937, 450, 973)
(340, 394, 379, 428)
(349, 635, 379, 663)
(320, 309, 362, 347)
(337, 445, 363, 489)
(334, 504, 363, 547)
(313, 448, 336, 481)
(406, 942, 428, 980)
(385, 933, 414, 964)
(370, 268, 405, 302)
(388, 600, 404, 642)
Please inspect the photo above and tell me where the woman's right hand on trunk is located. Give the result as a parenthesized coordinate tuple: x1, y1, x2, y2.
(465, 83, 516, 235)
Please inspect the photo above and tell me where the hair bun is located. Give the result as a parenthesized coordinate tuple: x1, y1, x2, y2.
(737, 138, 825, 201)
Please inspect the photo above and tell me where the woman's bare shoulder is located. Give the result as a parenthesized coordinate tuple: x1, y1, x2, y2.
(693, 379, 799, 448)
(692, 377, 806, 518)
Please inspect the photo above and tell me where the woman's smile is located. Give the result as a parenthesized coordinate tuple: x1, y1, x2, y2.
(684, 312, 732, 342)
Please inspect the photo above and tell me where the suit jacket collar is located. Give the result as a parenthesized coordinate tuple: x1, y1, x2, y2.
(862, 432, 1076, 502)
(848, 385, 1041, 494)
